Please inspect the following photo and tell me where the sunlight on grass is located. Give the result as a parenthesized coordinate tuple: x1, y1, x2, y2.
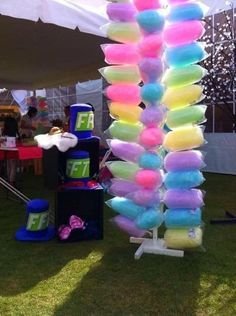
(1, 173, 236, 315)
(0, 251, 104, 315)
(197, 274, 236, 315)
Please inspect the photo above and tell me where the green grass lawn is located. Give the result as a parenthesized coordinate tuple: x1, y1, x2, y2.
(0, 173, 236, 315)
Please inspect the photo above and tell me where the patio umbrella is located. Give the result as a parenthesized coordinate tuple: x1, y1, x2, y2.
(0, 0, 109, 89)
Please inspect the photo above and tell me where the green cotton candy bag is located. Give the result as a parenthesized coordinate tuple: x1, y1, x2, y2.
(105, 22, 141, 44)
(99, 65, 141, 84)
(109, 120, 143, 142)
(166, 105, 206, 129)
(106, 161, 140, 181)
(163, 65, 207, 88)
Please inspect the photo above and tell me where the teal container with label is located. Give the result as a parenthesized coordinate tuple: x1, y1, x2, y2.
(66, 150, 90, 182)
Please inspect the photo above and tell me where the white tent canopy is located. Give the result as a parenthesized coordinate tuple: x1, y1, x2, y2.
(0, 0, 235, 37)
(0, 0, 107, 36)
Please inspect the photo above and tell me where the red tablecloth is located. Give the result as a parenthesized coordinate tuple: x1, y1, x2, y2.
(0, 145, 42, 160)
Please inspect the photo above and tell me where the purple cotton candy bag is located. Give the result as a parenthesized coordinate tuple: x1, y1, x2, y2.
(139, 58, 163, 83)
(140, 105, 165, 127)
(109, 179, 141, 197)
(164, 150, 204, 171)
(127, 189, 161, 206)
(107, 3, 137, 22)
(111, 215, 146, 237)
(109, 139, 144, 163)
(164, 189, 204, 209)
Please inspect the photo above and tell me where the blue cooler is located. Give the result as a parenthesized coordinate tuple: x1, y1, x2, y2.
(70, 104, 94, 139)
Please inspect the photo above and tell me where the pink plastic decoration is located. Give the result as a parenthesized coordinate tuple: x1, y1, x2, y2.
(69, 215, 85, 230)
(101, 44, 140, 65)
(134, 0, 162, 11)
(164, 21, 205, 47)
(139, 127, 164, 148)
(106, 84, 141, 105)
(135, 169, 162, 189)
(139, 34, 163, 58)
(58, 225, 71, 240)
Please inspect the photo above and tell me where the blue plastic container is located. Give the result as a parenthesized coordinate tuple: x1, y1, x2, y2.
(70, 104, 94, 139)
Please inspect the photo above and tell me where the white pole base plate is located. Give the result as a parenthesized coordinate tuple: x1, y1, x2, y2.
(130, 237, 184, 260)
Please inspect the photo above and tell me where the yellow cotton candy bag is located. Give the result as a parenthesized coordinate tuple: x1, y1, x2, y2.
(163, 125, 204, 152)
(164, 227, 203, 249)
(109, 102, 143, 123)
(162, 85, 204, 110)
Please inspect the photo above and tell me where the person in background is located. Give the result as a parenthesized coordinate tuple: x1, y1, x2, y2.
(63, 105, 70, 132)
(20, 106, 38, 138)
(51, 118, 63, 129)
(3, 116, 20, 139)
(26, 96, 37, 108)
(2, 115, 20, 186)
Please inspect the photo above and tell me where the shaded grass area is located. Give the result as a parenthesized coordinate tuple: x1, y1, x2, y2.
(0, 173, 236, 315)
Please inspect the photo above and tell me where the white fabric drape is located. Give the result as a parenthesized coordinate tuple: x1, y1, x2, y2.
(203, 134, 236, 175)
(205, 0, 236, 15)
(0, 0, 235, 37)
(0, 0, 107, 36)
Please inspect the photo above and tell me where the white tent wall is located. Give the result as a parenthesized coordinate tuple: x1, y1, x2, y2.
(205, 0, 236, 15)
(203, 134, 236, 175)
(201, 1, 236, 175)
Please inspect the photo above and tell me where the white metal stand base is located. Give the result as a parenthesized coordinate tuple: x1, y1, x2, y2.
(130, 237, 184, 260)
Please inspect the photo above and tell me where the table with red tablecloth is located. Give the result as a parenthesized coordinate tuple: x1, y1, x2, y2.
(0, 145, 43, 182)
(0, 145, 42, 160)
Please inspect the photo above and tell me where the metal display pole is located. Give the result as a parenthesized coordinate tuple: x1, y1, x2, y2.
(0, 176, 30, 203)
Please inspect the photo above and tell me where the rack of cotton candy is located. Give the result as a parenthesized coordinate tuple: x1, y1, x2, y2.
(100, 0, 167, 240)
(161, 0, 209, 250)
